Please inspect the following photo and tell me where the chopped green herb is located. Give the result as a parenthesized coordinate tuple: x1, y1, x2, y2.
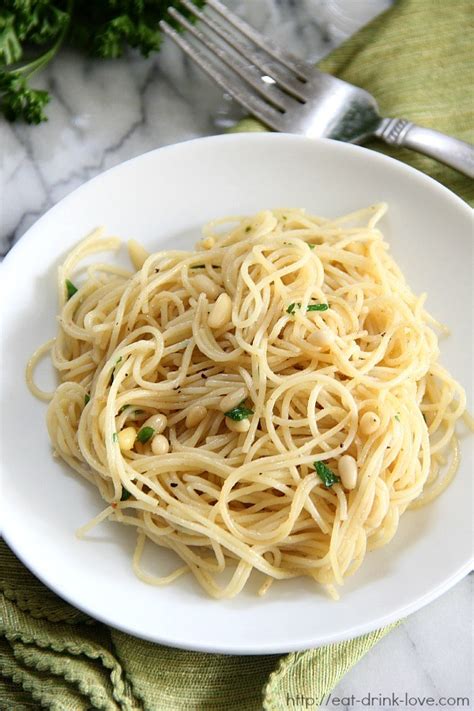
(308, 243, 315, 250)
(137, 426, 155, 443)
(394, 414, 400, 421)
(65, 279, 78, 299)
(84, 393, 90, 405)
(287, 302, 329, 315)
(118, 404, 131, 415)
(314, 461, 340, 488)
(224, 404, 254, 421)
(306, 303, 329, 312)
(112, 432, 118, 443)
(121, 489, 131, 501)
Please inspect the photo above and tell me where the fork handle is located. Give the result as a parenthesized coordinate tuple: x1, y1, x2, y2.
(375, 118, 474, 179)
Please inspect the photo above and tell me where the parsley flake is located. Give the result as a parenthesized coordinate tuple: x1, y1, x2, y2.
(65, 279, 78, 299)
(287, 302, 329, 315)
(137, 426, 155, 443)
(306, 303, 329, 312)
(314, 461, 340, 488)
(224, 403, 254, 421)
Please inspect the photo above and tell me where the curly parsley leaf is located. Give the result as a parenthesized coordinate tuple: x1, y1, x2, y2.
(0, 0, 205, 123)
(0, 72, 50, 123)
(0, 10, 22, 64)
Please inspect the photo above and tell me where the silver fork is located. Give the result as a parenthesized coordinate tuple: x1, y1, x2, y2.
(160, 0, 474, 178)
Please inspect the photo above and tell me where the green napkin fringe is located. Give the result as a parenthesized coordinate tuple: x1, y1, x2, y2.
(231, 0, 474, 205)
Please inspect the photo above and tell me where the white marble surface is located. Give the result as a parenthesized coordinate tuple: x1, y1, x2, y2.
(1, 0, 472, 705)
(0, 0, 392, 256)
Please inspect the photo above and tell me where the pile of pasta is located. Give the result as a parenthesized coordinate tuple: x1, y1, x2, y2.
(28, 205, 467, 598)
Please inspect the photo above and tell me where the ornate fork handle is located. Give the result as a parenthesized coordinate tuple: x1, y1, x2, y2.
(376, 118, 474, 179)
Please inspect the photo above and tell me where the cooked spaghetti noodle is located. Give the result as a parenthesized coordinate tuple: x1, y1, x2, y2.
(27, 205, 468, 598)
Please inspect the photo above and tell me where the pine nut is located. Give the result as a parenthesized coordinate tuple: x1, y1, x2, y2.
(360, 411, 380, 435)
(208, 293, 232, 329)
(226, 418, 251, 433)
(151, 434, 170, 455)
(338, 455, 358, 490)
(118, 427, 137, 451)
(307, 329, 334, 348)
(193, 274, 220, 299)
(219, 387, 248, 413)
(185, 405, 207, 428)
(128, 240, 149, 270)
(201, 236, 215, 250)
(143, 413, 167, 434)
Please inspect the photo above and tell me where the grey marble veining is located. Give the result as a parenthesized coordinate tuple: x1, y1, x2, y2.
(0, 0, 472, 704)
(1, 0, 392, 256)
(332, 576, 472, 709)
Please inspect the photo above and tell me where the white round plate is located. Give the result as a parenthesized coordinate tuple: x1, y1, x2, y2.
(0, 134, 472, 654)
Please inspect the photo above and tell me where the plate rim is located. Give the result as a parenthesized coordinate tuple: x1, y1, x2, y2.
(2, 524, 472, 654)
(1, 133, 472, 654)
(1, 133, 472, 275)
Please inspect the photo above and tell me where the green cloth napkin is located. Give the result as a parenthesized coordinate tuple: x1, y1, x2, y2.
(0, 541, 398, 711)
(1, 1, 472, 709)
(232, 0, 474, 206)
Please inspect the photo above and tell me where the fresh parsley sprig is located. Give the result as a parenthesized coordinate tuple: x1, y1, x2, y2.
(0, 1, 71, 123)
(0, 0, 205, 123)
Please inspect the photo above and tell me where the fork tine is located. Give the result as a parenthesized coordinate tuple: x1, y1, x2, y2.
(159, 20, 284, 131)
(205, 0, 312, 81)
(179, 0, 308, 102)
(167, 6, 293, 112)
